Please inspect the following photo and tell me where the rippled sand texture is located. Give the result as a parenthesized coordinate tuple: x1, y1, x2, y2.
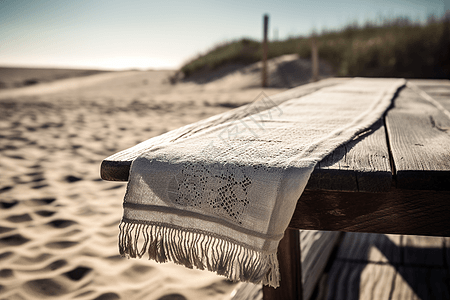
(0, 66, 295, 300)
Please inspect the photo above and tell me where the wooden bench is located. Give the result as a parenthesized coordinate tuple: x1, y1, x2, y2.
(101, 78, 450, 300)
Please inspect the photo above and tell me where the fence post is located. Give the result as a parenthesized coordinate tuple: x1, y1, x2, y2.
(311, 38, 319, 82)
(262, 14, 269, 87)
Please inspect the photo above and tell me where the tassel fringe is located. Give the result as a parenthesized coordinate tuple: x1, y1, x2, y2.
(119, 220, 280, 287)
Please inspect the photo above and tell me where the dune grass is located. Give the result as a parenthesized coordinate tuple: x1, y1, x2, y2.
(180, 39, 261, 78)
(180, 14, 450, 79)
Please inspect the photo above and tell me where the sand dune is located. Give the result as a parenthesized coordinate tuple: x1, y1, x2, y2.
(183, 54, 333, 89)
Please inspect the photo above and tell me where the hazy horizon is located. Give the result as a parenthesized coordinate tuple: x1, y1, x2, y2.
(0, 0, 448, 71)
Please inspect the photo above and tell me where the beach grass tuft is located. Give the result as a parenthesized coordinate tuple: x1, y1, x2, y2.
(180, 13, 450, 80)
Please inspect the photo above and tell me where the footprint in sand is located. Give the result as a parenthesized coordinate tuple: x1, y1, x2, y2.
(31, 183, 49, 189)
(46, 219, 78, 229)
(0, 252, 14, 261)
(63, 266, 92, 281)
(92, 292, 120, 300)
(35, 210, 56, 217)
(23, 278, 68, 297)
(28, 164, 42, 170)
(0, 226, 15, 234)
(0, 269, 13, 279)
(6, 213, 33, 223)
(157, 294, 187, 300)
(45, 241, 78, 249)
(65, 175, 82, 183)
(0, 186, 13, 193)
(26, 197, 56, 206)
(121, 264, 155, 279)
(6, 154, 25, 160)
(14, 253, 52, 265)
(31, 177, 45, 183)
(42, 260, 68, 272)
(26, 171, 44, 177)
(0, 200, 18, 209)
(19, 259, 67, 274)
(26, 172, 46, 186)
(0, 234, 30, 246)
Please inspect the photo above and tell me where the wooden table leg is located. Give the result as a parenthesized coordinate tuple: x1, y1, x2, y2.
(263, 228, 303, 300)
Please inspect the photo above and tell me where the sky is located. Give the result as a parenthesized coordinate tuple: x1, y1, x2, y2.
(0, 0, 448, 70)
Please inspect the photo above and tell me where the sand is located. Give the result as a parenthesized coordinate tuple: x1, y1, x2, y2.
(0, 67, 110, 90)
(0, 55, 331, 300)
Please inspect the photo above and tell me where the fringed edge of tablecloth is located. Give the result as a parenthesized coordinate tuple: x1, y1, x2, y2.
(119, 219, 280, 288)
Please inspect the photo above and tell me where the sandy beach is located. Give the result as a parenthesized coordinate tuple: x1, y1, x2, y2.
(0, 55, 328, 300)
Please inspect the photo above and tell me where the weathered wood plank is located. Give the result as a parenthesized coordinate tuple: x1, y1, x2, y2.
(101, 78, 350, 181)
(414, 86, 450, 103)
(305, 119, 392, 193)
(430, 96, 450, 112)
(408, 79, 450, 101)
(288, 188, 450, 237)
(385, 86, 450, 190)
(407, 79, 450, 94)
(407, 80, 450, 116)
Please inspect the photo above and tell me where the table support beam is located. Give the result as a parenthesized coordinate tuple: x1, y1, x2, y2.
(289, 189, 450, 237)
(263, 228, 303, 300)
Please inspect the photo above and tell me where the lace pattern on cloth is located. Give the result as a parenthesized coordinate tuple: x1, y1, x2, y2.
(168, 162, 252, 224)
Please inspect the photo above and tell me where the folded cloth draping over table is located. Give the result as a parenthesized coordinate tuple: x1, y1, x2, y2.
(119, 78, 405, 287)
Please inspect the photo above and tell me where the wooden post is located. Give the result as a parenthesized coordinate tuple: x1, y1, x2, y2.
(311, 38, 319, 82)
(263, 228, 303, 300)
(262, 14, 269, 87)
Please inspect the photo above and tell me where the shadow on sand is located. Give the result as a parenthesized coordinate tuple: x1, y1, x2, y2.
(318, 232, 450, 300)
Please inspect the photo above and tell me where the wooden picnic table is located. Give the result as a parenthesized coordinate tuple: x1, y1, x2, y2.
(101, 78, 450, 300)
